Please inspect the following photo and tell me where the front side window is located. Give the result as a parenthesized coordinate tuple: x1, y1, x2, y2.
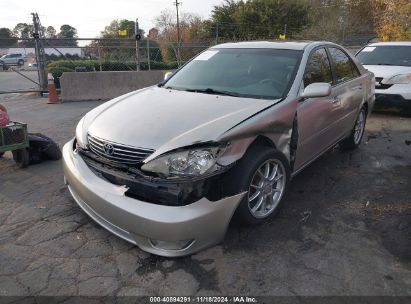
(164, 48, 303, 100)
(304, 48, 332, 87)
(329, 48, 358, 84)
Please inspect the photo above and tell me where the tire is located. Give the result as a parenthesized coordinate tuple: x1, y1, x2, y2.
(340, 107, 367, 150)
(28, 133, 62, 161)
(17, 59, 24, 66)
(223, 146, 291, 225)
(400, 107, 411, 118)
(0, 152, 4, 158)
(12, 148, 30, 168)
(43, 141, 62, 160)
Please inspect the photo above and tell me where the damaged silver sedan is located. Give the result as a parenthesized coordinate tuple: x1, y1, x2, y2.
(63, 41, 375, 256)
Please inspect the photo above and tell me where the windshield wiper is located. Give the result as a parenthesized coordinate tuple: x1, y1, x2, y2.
(185, 88, 240, 97)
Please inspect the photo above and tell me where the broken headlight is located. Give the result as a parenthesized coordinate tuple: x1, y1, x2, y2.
(141, 146, 225, 178)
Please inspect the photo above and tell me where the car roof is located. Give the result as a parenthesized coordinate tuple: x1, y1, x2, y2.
(211, 41, 323, 50)
(368, 42, 411, 47)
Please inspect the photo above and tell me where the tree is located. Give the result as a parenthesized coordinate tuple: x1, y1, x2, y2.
(0, 28, 17, 47)
(101, 19, 144, 39)
(13, 23, 34, 39)
(374, 0, 411, 41)
(12, 23, 35, 47)
(155, 10, 210, 63)
(208, 0, 310, 41)
(45, 26, 57, 38)
(86, 19, 154, 68)
(296, 0, 378, 44)
(57, 24, 78, 46)
(209, 0, 244, 39)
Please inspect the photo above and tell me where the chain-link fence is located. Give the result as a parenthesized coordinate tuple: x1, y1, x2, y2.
(0, 35, 374, 93)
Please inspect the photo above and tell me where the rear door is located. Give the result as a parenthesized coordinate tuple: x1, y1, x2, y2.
(327, 47, 364, 138)
(294, 47, 338, 170)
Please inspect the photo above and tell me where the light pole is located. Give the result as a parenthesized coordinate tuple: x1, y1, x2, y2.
(173, 0, 182, 66)
(147, 34, 151, 71)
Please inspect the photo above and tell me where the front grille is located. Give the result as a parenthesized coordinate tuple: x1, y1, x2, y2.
(87, 134, 155, 165)
(376, 83, 393, 90)
(375, 77, 393, 90)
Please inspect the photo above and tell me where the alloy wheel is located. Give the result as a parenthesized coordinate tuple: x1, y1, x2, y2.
(354, 109, 366, 145)
(248, 159, 286, 219)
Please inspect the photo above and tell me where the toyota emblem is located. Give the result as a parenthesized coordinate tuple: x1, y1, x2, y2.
(103, 143, 114, 156)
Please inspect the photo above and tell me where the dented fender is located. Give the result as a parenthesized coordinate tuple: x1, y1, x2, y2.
(217, 98, 299, 164)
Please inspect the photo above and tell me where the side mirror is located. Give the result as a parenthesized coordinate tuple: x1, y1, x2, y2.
(164, 72, 173, 81)
(301, 83, 331, 98)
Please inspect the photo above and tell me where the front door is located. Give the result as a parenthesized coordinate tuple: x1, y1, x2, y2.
(294, 47, 340, 170)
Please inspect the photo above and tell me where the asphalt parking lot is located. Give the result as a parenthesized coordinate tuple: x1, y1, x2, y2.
(0, 71, 39, 93)
(0, 95, 410, 296)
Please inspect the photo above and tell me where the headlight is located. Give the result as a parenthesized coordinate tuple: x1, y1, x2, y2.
(141, 146, 225, 178)
(385, 73, 411, 85)
(75, 117, 87, 148)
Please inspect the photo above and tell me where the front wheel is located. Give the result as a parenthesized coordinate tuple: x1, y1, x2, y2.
(340, 107, 367, 150)
(224, 146, 290, 225)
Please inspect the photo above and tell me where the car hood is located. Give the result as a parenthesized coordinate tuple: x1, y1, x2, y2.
(363, 65, 411, 81)
(85, 86, 276, 160)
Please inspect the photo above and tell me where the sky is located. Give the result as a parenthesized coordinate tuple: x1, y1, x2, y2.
(2, 0, 223, 38)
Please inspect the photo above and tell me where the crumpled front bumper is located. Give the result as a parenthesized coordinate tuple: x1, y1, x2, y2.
(62, 139, 245, 257)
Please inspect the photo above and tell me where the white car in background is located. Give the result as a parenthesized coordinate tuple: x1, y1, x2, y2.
(0, 53, 26, 67)
(356, 42, 411, 114)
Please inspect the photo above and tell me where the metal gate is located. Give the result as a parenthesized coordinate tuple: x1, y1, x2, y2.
(0, 13, 47, 95)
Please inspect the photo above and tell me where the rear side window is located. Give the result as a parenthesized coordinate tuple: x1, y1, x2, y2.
(304, 48, 332, 87)
(329, 48, 359, 84)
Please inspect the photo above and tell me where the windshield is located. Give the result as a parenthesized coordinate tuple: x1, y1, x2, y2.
(164, 48, 303, 100)
(357, 46, 411, 67)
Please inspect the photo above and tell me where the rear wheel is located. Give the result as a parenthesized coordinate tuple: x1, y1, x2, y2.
(17, 59, 24, 66)
(0, 152, 4, 158)
(224, 146, 290, 225)
(12, 148, 30, 168)
(340, 107, 367, 150)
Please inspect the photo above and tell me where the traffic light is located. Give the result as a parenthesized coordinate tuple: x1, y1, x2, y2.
(135, 33, 142, 41)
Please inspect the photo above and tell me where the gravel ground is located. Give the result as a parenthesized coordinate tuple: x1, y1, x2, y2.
(0, 96, 410, 296)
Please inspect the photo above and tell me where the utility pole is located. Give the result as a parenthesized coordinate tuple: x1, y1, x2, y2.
(31, 13, 47, 92)
(135, 18, 140, 71)
(215, 23, 219, 45)
(173, 0, 182, 66)
(146, 35, 151, 71)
